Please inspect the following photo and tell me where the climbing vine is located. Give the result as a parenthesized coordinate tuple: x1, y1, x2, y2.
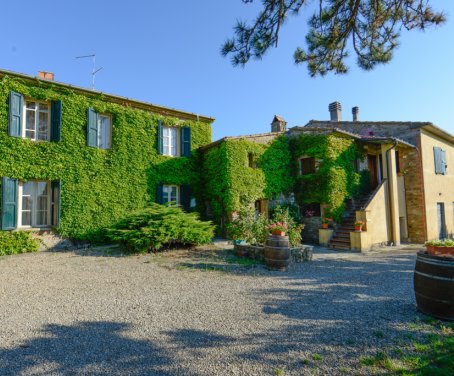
(201, 136, 293, 229)
(290, 133, 368, 220)
(0, 75, 212, 239)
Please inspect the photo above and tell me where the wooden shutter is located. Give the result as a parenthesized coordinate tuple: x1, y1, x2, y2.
(180, 127, 191, 157)
(87, 107, 98, 147)
(434, 147, 443, 174)
(157, 121, 163, 154)
(51, 100, 62, 142)
(156, 183, 163, 204)
(51, 180, 61, 227)
(180, 185, 191, 211)
(1, 177, 18, 230)
(8, 91, 23, 137)
(441, 149, 447, 175)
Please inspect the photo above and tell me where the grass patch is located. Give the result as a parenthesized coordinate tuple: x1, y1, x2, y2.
(312, 354, 323, 361)
(359, 319, 454, 375)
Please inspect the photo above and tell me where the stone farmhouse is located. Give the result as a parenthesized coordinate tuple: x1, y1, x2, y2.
(1, 69, 453, 251)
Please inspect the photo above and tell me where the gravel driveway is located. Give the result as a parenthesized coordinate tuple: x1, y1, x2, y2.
(0, 246, 425, 375)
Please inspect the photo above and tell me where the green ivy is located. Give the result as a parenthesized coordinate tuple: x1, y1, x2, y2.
(201, 136, 293, 229)
(290, 133, 367, 220)
(0, 75, 212, 239)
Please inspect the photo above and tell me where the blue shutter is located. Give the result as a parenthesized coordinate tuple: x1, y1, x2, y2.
(156, 183, 163, 204)
(51, 180, 61, 227)
(1, 177, 18, 230)
(180, 185, 191, 211)
(181, 127, 191, 157)
(8, 91, 23, 137)
(157, 121, 163, 154)
(51, 100, 62, 142)
(441, 149, 447, 175)
(434, 147, 442, 174)
(87, 107, 98, 147)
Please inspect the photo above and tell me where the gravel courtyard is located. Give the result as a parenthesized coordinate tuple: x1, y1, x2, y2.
(0, 246, 428, 375)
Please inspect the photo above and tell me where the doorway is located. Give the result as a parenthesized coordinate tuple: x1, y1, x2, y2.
(437, 203, 446, 240)
(368, 155, 378, 189)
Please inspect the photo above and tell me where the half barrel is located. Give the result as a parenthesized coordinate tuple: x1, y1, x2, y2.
(414, 251, 454, 321)
(264, 235, 290, 271)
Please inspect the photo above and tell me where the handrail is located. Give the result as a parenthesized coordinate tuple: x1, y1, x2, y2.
(360, 179, 387, 210)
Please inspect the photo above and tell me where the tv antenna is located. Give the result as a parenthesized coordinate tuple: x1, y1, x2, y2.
(75, 54, 103, 90)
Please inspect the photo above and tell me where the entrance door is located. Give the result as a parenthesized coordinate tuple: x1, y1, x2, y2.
(437, 203, 446, 240)
(368, 155, 378, 189)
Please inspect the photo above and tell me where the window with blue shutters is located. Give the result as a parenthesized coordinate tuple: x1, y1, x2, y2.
(8, 91, 61, 142)
(157, 123, 191, 157)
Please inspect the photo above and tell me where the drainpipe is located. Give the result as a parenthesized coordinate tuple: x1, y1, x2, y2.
(385, 141, 399, 245)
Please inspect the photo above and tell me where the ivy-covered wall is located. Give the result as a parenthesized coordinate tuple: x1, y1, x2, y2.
(0, 75, 212, 239)
(200, 136, 293, 231)
(201, 132, 369, 232)
(290, 133, 367, 220)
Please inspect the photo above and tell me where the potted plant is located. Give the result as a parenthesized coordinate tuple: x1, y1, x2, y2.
(424, 239, 454, 257)
(268, 221, 288, 236)
(321, 217, 330, 229)
(354, 220, 364, 232)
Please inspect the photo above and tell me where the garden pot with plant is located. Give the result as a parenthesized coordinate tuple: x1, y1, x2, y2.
(268, 222, 288, 237)
(354, 220, 364, 232)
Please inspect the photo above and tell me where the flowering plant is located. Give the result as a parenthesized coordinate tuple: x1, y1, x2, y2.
(268, 221, 288, 233)
(354, 220, 364, 226)
(321, 217, 332, 224)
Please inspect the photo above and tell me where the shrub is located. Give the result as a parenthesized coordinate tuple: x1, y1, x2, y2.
(106, 203, 216, 252)
(0, 231, 40, 256)
(227, 206, 268, 245)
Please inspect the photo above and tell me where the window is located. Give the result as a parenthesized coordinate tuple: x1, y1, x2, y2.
(163, 127, 178, 156)
(24, 101, 50, 141)
(434, 147, 447, 175)
(18, 181, 51, 228)
(97, 114, 112, 149)
(8, 91, 61, 141)
(248, 153, 257, 168)
(157, 122, 191, 157)
(87, 108, 112, 149)
(162, 185, 179, 205)
(299, 157, 316, 175)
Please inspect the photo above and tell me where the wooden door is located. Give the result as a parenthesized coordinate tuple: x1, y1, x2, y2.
(437, 203, 446, 240)
(368, 155, 378, 189)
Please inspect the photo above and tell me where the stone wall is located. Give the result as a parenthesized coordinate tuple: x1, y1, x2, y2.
(301, 217, 321, 244)
(233, 243, 313, 263)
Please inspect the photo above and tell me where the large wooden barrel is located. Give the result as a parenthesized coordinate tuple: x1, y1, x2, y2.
(414, 251, 454, 321)
(264, 235, 290, 271)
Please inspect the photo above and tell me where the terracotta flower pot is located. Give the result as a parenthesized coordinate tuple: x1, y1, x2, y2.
(426, 246, 454, 258)
(272, 230, 286, 236)
(321, 223, 328, 229)
(355, 226, 362, 232)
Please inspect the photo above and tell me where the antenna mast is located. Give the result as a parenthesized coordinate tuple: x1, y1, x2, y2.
(76, 54, 103, 90)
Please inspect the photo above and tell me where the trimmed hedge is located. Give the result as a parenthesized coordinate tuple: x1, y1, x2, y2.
(0, 231, 40, 256)
(106, 203, 216, 252)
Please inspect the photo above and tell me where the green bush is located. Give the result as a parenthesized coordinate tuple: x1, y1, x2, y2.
(0, 231, 40, 256)
(106, 203, 216, 252)
(227, 206, 268, 245)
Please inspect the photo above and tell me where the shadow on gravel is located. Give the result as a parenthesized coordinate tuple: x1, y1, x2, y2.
(235, 254, 423, 368)
(0, 321, 196, 376)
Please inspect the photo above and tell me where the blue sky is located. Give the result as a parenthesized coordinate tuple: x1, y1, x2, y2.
(1, 0, 452, 140)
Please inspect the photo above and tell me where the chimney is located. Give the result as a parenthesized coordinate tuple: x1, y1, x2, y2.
(352, 106, 359, 122)
(328, 101, 342, 122)
(271, 115, 287, 133)
(38, 71, 55, 81)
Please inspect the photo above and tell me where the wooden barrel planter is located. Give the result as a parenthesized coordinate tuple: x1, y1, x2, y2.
(414, 251, 454, 321)
(264, 235, 290, 271)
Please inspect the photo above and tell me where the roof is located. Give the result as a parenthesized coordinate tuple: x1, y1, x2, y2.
(0, 68, 215, 123)
(289, 125, 415, 148)
(199, 131, 284, 151)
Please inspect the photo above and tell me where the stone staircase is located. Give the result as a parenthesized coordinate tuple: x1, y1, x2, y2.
(329, 194, 372, 251)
